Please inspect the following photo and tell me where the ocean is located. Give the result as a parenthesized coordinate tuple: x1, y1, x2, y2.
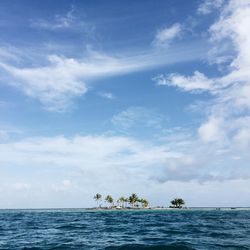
(0, 209, 249, 249)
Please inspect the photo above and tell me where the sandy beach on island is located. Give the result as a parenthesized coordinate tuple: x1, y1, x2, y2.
(86, 207, 250, 211)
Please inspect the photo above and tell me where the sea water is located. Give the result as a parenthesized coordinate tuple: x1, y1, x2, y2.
(0, 209, 250, 249)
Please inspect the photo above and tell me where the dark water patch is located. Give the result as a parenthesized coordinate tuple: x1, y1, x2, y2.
(105, 243, 195, 250)
(21, 248, 43, 250)
(56, 224, 87, 230)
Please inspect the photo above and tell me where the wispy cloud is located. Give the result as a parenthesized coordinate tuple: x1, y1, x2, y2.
(112, 107, 165, 132)
(153, 23, 182, 47)
(0, 124, 24, 142)
(97, 92, 115, 100)
(0, 42, 206, 111)
(153, 71, 215, 93)
(0, 56, 87, 112)
(0, 47, 20, 62)
(30, 5, 94, 33)
(197, 0, 224, 15)
(0, 130, 9, 141)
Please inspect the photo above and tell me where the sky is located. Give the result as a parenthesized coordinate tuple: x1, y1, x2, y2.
(0, 0, 250, 208)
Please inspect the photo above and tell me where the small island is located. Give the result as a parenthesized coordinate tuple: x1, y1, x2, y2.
(87, 193, 187, 210)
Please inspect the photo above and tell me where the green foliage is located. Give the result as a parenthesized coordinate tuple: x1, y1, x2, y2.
(105, 195, 114, 207)
(93, 193, 185, 209)
(94, 193, 102, 201)
(170, 198, 185, 208)
(117, 197, 126, 207)
(93, 193, 102, 207)
(141, 199, 149, 208)
(129, 193, 138, 207)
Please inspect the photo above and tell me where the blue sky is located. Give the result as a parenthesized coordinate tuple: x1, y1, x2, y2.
(0, 0, 250, 208)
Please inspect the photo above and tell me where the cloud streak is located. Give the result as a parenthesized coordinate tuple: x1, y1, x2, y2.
(30, 5, 94, 33)
(0, 42, 206, 111)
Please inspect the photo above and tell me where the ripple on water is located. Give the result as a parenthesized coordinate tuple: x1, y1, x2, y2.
(105, 243, 195, 250)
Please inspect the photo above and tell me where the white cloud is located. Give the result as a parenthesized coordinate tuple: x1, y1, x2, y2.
(232, 116, 250, 148)
(234, 128, 250, 147)
(98, 92, 115, 100)
(153, 71, 215, 93)
(148, 1, 250, 201)
(12, 182, 31, 191)
(209, 1, 250, 95)
(198, 0, 224, 15)
(0, 56, 87, 111)
(112, 107, 165, 131)
(0, 47, 20, 62)
(0, 134, 193, 188)
(198, 116, 225, 143)
(0, 135, 174, 169)
(0, 131, 249, 187)
(0, 126, 250, 208)
(0, 42, 205, 111)
(1, 52, 147, 111)
(51, 179, 77, 192)
(0, 137, 182, 188)
(30, 6, 94, 33)
(153, 23, 182, 47)
(155, 0, 250, 146)
(0, 130, 9, 141)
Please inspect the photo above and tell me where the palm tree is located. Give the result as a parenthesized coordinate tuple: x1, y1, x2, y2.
(170, 198, 185, 208)
(136, 198, 142, 207)
(177, 198, 185, 208)
(129, 193, 138, 208)
(124, 197, 129, 208)
(137, 198, 145, 208)
(93, 193, 102, 207)
(170, 199, 177, 208)
(105, 195, 114, 208)
(141, 199, 149, 208)
(118, 197, 126, 208)
(117, 198, 121, 207)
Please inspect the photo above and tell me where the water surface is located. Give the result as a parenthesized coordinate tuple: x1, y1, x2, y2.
(0, 209, 249, 249)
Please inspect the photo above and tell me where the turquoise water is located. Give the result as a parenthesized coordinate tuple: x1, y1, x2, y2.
(0, 209, 250, 249)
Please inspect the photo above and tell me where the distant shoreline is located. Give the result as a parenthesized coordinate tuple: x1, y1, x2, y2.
(0, 207, 250, 211)
(86, 207, 181, 211)
(85, 207, 250, 211)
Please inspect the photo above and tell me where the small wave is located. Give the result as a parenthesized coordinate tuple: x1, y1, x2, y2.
(21, 247, 43, 250)
(105, 243, 195, 250)
(56, 224, 86, 230)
